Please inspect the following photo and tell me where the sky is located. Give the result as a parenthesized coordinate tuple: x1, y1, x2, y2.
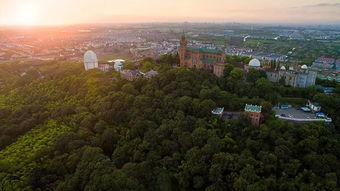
(0, 0, 339, 26)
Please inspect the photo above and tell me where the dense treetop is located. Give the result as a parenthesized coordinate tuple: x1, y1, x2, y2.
(0, 55, 339, 190)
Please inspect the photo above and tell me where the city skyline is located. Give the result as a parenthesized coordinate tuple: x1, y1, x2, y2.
(0, 0, 340, 26)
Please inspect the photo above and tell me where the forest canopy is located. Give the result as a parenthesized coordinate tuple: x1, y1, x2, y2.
(0, 56, 339, 191)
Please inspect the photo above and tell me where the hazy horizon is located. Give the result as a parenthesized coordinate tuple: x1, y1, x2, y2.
(0, 0, 340, 26)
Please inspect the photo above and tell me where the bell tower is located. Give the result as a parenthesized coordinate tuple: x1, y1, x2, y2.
(179, 33, 187, 66)
(180, 33, 187, 47)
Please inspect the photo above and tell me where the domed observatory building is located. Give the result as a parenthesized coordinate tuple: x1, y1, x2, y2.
(301, 64, 308, 70)
(245, 58, 261, 72)
(277, 64, 317, 88)
(84, 51, 98, 71)
(249, 58, 261, 68)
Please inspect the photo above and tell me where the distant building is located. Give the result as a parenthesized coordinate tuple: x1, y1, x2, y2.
(316, 85, 335, 94)
(113, 59, 126, 72)
(251, 52, 287, 62)
(249, 59, 261, 67)
(244, 104, 262, 126)
(212, 107, 224, 117)
(311, 57, 335, 70)
(307, 100, 321, 112)
(266, 69, 280, 83)
(120, 70, 141, 81)
(312, 61, 334, 70)
(84, 50, 98, 71)
(315, 57, 335, 65)
(245, 58, 261, 71)
(178, 34, 226, 77)
(336, 59, 340, 71)
(98, 64, 110, 72)
(266, 65, 317, 88)
(213, 63, 225, 77)
(282, 65, 317, 88)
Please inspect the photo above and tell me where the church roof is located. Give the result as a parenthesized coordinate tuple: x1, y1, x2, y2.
(187, 47, 223, 54)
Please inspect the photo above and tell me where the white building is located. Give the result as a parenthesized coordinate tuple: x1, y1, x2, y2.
(266, 65, 317, 88)
(249, 59, 261, 68)
(245, 58, 261, 72)
(84, 51, 98, 71)
(113, 59, 126, 72)
(307, 100, 321, 112)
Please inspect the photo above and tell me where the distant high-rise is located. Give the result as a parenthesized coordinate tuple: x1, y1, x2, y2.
(84, 50, 98, 71)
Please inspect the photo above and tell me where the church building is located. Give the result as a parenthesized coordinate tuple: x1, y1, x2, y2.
(178, 35, 226, 77)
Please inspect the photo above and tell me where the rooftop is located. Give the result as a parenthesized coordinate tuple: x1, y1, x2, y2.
(244, 104, 262, 113)
(121, 69, 141, 76)
(316, 57, 335, 63)
(144, 70, 159, 78)
(186, 47, 223, 54)
(212, 107, 224, 115)
(249, 59, 261, 67)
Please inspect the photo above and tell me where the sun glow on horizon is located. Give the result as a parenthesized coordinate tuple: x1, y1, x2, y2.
(0, 0, 339, 26)
(14, 3, 41, 25)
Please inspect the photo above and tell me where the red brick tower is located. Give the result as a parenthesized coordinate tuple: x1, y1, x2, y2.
(244, 104, 262, 126)
(179, 34, 187, 67)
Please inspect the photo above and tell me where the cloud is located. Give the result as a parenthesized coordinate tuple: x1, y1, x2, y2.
(295, 3, 340, 8)
(310, 3, 340, 7)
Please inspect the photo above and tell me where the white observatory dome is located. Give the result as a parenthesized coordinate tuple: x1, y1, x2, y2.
(301, 65, 308, 70)
(249, 59, 261, 67)
(280, 66, 286, 70)
(84, 50, 98, 71)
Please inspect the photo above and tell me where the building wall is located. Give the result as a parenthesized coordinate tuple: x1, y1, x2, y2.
(306, 71, 317, 87)
(179, 36, 187, 67)
(181, 50, 225, 69)
(99, 64, 110, 72)
(84, 61, 98, 71)
(213, 64, 225, 77)
(245, 111, 261, 126)
(296, 74, 308, 88)
(336, 62, 340, 71)
(276, 69, 316, 88)
(280, 71, 297, 87)
(120, 70, 139, 81)
(266, 71, 279, 83)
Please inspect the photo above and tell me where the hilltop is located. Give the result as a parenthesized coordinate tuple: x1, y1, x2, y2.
(0, 56, 339, 190)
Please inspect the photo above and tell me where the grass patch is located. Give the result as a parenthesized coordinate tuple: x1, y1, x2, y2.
(98, 53, 133, 62)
